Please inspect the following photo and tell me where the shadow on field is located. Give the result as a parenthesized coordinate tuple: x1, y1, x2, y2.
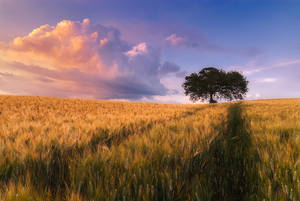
(0, 106, 207, 200)
(189, 103, 261, 201)
(88, 106, 206, 150)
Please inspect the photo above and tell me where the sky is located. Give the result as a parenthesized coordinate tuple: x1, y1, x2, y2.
(0, 0, 300, 103)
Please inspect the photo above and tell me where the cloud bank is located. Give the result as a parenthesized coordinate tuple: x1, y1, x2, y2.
(0, 19, 183, 100)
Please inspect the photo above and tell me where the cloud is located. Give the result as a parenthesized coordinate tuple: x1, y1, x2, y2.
(0, 19, 182, 100)
(1, 18, 121, 76)
(158, 61, 187, 78)
(260, 78, 277, 83)
(175, 72, 186, 78)
(0, 72, 14, 77)
(159, 61, 180, 75)
(124, 42, 148, 59)
(166, 34, 185, 46)
(141, 74, 191, 104)
(231, 58, 300, 100)
(165, 32, 225, 53)
(244, 47, 262, 58)
(246, 93, 261, 98)
(240, 59, 300, 75)
(165, 33, 263, 59)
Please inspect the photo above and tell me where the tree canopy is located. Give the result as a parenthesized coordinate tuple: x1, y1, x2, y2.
(182, 67, 248, 103)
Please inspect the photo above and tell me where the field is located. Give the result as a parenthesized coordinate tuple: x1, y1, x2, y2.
(0, 96, 299, 201)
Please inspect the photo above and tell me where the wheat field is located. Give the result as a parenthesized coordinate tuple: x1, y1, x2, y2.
(0, 96, 299, 201)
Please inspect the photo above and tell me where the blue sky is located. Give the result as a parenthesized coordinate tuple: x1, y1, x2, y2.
(0, 0, 299, 103)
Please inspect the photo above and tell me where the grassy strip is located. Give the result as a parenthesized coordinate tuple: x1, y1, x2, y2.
(188, 103, 261, 201)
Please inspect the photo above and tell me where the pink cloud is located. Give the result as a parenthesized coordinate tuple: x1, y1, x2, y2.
(0, 19, 184, 100)
(165, 32, 225, 53)
(124, 42, 148, 59)
(166, 34, 185, 46)
(1, 18, 121, 77)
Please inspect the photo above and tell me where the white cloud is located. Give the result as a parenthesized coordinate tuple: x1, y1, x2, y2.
(235, 59, 300, 76)
(245, 92, 261, 99)
(260, 78, 277, 83)
(152, 94, 192, 104)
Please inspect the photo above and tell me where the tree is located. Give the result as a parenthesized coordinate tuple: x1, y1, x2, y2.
(182, 67, 248, 103)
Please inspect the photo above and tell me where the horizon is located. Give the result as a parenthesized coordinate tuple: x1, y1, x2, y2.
(1, 94, 298, 105)
(1, 0, 300, 104)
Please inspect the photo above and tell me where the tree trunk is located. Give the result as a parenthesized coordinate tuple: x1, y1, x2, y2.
(209, 94, 216, 103)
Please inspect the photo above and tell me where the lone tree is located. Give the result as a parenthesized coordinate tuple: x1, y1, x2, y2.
(182, 67, 248, 103)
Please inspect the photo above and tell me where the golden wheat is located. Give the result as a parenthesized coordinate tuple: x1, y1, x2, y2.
(0, 96, 299, 201)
